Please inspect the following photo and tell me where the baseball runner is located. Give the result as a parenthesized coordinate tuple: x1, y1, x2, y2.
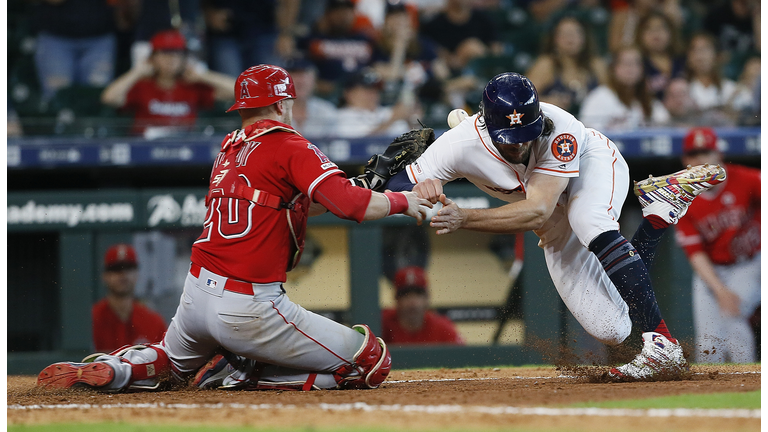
(675, 127, 760, 363)
(37, 64, 432, 392)
(366, 72, 726, 381)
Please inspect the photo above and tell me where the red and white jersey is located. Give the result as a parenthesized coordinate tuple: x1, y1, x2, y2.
(381, 309, 464, 345)
(406, 102, 586, 203)
(675, 163, 760, 265)
(124, 78, 215, 135)
(191, 120, 345, 283)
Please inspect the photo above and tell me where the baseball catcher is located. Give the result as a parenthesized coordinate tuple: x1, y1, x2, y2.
(36, 64, 433, 392)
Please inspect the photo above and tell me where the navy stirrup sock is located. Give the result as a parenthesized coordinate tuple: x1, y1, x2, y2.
(589, 230, 675, 342)
(630, 215, 670, 272)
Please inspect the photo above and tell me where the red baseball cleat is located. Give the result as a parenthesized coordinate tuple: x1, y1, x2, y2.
(37, 362, 115, 389)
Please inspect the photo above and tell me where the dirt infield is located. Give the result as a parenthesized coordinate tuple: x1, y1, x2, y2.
(8, 365, 760, 432)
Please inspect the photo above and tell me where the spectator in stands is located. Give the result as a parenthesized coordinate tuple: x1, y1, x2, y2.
(381, 266, 464, 346)
(101, 30, 235, 138)
(636, 10, 685, 100)
(702, 0, 760, 80)
(675, 127, 761, 364)
(33, 0, 120, 102)
(297, 0, 377, 97)
(420, 0, 503, 76)
(93, 244, 167, 353)
(8, 102, 23, 137)
(579, 45, 669, 131)
(607, 0, 683, 54)
(202, 0, 300, 77)
(126, 0, 202, 68)
(662, 78, 697, 127)
(526, 15, 607, 114)
(735, 56, 761, 125)
(370, 0, 438, 100)
(685, 33, 753, 123)
(284, 57, 339, 139)
(335, 68, 417, 137)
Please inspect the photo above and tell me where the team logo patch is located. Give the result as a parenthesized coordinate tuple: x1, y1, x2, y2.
(307, 144, 331, 164)
(240, 78, 257, 99)
(206, 279, 217, 289)
(551, 133, 577, 162)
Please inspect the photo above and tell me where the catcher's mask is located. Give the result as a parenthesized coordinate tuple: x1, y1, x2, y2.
(227, 64, 296, 112)
(482, 72, 544, 145)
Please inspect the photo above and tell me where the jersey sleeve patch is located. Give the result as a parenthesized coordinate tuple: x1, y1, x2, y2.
(551, 133, 578, 162)
(307, 143, 337, 170)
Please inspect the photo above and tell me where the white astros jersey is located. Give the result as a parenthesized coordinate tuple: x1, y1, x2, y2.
(407, 102, 636, 345)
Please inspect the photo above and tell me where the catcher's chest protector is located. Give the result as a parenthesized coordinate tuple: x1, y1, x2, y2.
(206, 122, 310, 271)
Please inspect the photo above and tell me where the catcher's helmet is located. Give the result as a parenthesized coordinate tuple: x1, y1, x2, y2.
(481, 72, 543, 144)
(227, 64, 296, 112)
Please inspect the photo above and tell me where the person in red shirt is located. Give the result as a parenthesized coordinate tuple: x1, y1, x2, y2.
(675, 127, 760, 363)
(92, 244, 167, 353)
(381, 266, 464, 345)
(101, 29, 235, 137)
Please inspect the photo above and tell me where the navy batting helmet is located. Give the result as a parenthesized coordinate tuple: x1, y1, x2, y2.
(482, 73, 543, 145)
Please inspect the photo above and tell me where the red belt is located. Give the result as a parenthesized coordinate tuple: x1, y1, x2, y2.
(190, 263, 255, 295)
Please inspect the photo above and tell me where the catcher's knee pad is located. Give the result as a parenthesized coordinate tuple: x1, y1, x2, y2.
(334, 324, 391, 390)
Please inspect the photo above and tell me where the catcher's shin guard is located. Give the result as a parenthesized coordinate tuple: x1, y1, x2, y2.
(334, 324, 392, 389)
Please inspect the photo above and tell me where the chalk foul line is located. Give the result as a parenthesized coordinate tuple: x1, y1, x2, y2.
(7, 402, 759, 419)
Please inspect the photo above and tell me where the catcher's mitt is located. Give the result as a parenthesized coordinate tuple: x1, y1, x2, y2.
(352, 128, 435, 191)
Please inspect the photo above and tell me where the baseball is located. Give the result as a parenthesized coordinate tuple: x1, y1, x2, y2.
(447, 109, 468, 129)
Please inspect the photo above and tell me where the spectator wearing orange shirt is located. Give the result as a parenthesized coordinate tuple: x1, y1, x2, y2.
(381, 266, 464, 345)
(92, 244, 167, 353)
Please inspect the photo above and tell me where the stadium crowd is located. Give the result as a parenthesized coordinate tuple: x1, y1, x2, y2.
(7, 0, 761, 138)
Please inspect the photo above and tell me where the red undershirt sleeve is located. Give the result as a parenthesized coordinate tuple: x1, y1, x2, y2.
(313, 176, 373, 223)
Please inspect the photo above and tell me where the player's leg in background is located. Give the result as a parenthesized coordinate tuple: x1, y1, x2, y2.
(719, 256, 760, 363)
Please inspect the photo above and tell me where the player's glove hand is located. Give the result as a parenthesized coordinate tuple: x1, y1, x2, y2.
(351, 128, 435, 191)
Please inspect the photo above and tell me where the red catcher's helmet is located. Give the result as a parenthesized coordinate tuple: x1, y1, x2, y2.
(226, 64, 296, 112)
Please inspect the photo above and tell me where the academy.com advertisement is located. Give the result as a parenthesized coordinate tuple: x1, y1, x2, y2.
(7, 185, 501, 231)
(6, 189, 208, 231)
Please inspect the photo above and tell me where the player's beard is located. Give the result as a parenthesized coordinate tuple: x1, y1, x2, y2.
(495, 141, 533, 165)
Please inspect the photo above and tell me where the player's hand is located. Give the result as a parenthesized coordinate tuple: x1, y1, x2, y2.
(413, 178, 443, 204)
(402, 191, 433, 224)
(715, 288, 741, 317)
(430, 194, 464, 235)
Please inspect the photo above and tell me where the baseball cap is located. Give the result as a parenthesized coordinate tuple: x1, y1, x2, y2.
(394, 266, 428, 297)
(283, 57, 316, 73)
(326, 0, 355, 10)
(104, 244, 138, 271)
(682, 127, 718, 155)
(343, 69, 383, 90)
(385, 0, 408, 13)
(151, 30, 186, 52)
